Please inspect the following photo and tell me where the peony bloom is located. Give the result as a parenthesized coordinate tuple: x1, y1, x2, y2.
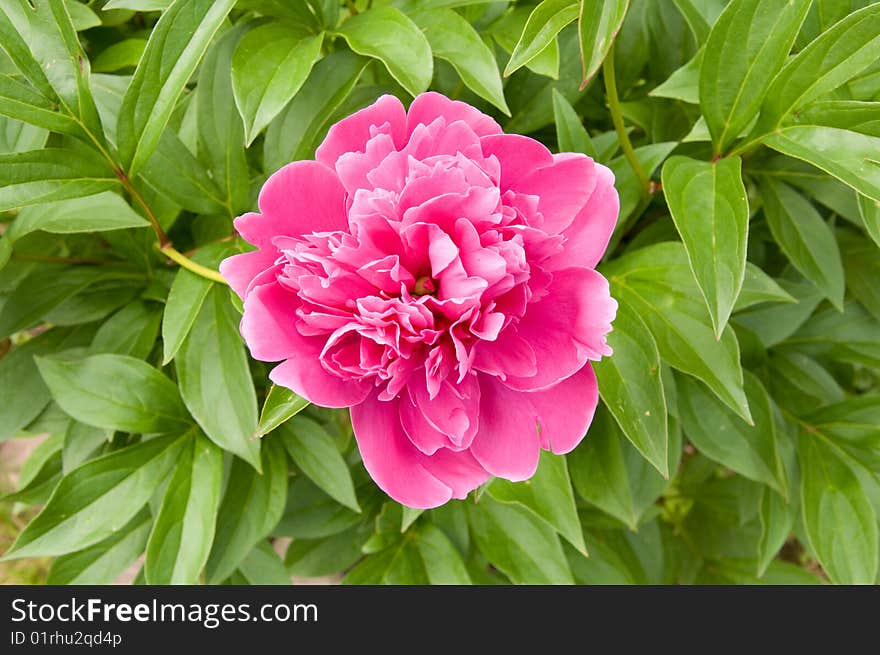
(221, 93, 618, 508)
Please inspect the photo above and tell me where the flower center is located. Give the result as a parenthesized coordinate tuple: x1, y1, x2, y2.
(412, 275, 437, 297)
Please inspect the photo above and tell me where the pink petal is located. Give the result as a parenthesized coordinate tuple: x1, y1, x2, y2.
(504, 267, 616, 391)
(406, 92, 502, 138)
(480, 134, 554, 190)
(530, 365, 599, 454)
(220, 250, 278, 300)
(414, 447, 489, 500)
(316, 94, 407, 168)
(257, 161, 349, 236)
(240, 281, 301, 361)
(512, 153, 597, 233)
(472, 327, 538, 379)
(469, 374, 540, 481)
(350, 394, 453, 508)
(549, 163, 619, 269)
(400, 396, 452, 456)
(270, 357, 371, 409)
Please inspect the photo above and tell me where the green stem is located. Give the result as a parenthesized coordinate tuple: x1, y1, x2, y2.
(603, 46, 651, 194)
(116, 169, 170, 247)
(158, 244, 228, 284)
(68, 106, 226, 285)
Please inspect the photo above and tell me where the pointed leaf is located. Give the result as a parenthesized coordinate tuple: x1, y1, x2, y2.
(280, 416, 359, 513)
(758, 177, 845, 309)
(593, 302, 668, 475)
(232, 24, 324, 145)
(2, 434, 184, 559)
(411, 8, 509, 114)
(699, 0, 811, 153)
(663, 155, 749, 336)
(577, 0, 629, 88)
(117, 0, 236, 175)
(488, 450, 586, 555)
(36, 354, 189, 434)
(334, 7, 432, 97)
(177, 285, 260, 469)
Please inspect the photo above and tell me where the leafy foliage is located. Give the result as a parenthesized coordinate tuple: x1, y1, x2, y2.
(1, 0, 878, 586)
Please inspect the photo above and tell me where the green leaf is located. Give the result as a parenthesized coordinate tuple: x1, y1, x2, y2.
(285, 526, 368, 578)
(699, 0, 811, 154)
(236, 541, 290, 585)
(467, 495, 573, 584)
(568, 407, 672, 529)
(334, 6, 432, 97)
(410, 8, 509, 115)
(734, 263, 797, 311)
(0, 3, 56, 100)
(786, 300, 880, 370)
(36, 353, 189, 434)
(757, 487, 794, 578)
(678, 372, 786, 496)
(0, 148, 116, 212)
(650, 48, 701, 104)
(602, 242, 751, 421)
(205, 437, 287, 583)
(0, 265, 113, 338)
(752, 3, 880, 135)
(161, 243, 229, 365)
(197, 24, 249, 214)
(47, 510, 151, 585)
(2, 433, 184, 559)
(799, 432, 878, 585)
(758, 177, 845, 309)
(0, 74, 86, 137)
(577, 0, 629, 88)
(552, 88, 597, 156)
(16, 432, 63, 493)
(0, 0, 104, 138)
(145, 432, 223, 584)
(504, 0, 577, 78)
(92, 39, 147, 74)
(663, 155, 749, 337)
(839, 229, 880, 323)
(0, 235, 9, 270)
(103, 0, 172, 8)
(401, 506, 423, 533)
(263, 49, 367, 171)
(275, 477, 362, 539)
(672, 0, 711, 45)
(91, 301, 162, 359)
(139, 130, 228, 215)
(795, 100, 880, 138)
(593, 302, 668, 476)
(116, 0, 236, 175)
(609, 141, 676, 221)
(488, 450, 586, 555)
(344, 537, 429, 585)
(0, 327, 89, 441)
(6, 191, 148, 242)
(280, 416, 360, 513)
(733, 275, 823, 347)
(177, 285, 261, 469)
(762, 126, 880, 203)
(490, 5, 560, 79)
(232, 23, 323, 145)
(416, 523, 472, 584)
(62, 421, 110, 473)
(858, 193, 880, 247)
(257, 384, 310, 437)
(768, 350, 845, 412)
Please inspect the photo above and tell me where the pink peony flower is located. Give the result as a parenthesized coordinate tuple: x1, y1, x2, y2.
(221, 93, 619, 508)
